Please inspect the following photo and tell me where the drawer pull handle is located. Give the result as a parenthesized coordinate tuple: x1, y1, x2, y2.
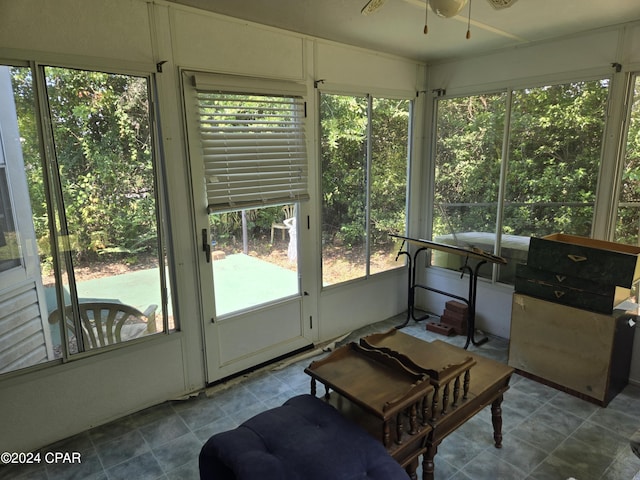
(567, 254, 587, 263)
(555, 275, 566, 283)
(554, 290, 566, 299)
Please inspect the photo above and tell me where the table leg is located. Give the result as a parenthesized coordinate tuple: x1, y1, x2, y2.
(395, 247, 430, 329)
(406, 457, 419, 480)
(463, 262, 489, 350)
(422, 444, 436, 480)
(491, 394, 504, 448)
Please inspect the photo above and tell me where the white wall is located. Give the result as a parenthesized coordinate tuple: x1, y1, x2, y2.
(1, 338, 189, 453)
(0, 0, 155, 67)
(426, 21, 640, 95)
(169, 6, 306, 80)
(319, 269, 408, 342)
(419, 268, 515, 339)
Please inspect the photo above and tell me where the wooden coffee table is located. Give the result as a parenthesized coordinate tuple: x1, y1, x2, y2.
(305, 342, 434, 476)
(306, 330, 514, 480)
(361, 330, 514, 480)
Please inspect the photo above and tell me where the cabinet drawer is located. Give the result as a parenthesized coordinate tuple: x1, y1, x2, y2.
(514, 264, 629, 314)
(527, 234, 640, 287)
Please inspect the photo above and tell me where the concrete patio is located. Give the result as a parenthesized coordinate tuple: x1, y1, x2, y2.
(44, 253, 298, 349)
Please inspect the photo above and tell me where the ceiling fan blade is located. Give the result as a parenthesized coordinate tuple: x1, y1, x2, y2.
(361, 0, 387, 15)
(485, 0, 517, 9)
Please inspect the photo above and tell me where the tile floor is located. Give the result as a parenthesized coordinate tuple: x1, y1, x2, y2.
(2, 313, 640, 480)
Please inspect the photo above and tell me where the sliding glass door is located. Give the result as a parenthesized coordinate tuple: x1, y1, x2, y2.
(0, 64, 171, 375)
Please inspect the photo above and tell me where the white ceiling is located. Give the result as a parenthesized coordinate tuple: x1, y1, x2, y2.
(167, 0, 640, 62)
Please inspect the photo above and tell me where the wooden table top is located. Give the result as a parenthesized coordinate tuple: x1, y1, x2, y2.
(305, 342, 434, 419)
(361, 330, 476, 384)
(361, 330, 514, 399)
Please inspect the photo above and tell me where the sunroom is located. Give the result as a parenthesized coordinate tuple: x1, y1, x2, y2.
(1, 0, 640, 467)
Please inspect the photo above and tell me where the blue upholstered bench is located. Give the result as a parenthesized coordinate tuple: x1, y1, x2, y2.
(199, 394, 410, 480)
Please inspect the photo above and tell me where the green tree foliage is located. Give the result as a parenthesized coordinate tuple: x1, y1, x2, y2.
(12, 67, 157, 263)
(434, 93, 505, 237)
(370, 98, 409, 244)
(615, 77, 640, 245)
(434, 80, 608, 240)
(505, 81, 607, 237)
(321, 94, 368, 247)
(209, 206, 282, 246)
(321, 94, 409, 248)
(11, 68, 48, 244)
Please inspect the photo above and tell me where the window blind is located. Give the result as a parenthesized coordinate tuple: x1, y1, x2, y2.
(191, 74, 309, 212)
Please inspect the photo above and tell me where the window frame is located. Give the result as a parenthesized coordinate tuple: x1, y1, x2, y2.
(429, 76, 612, 284)
(0, 60, 174, 374)
(319, 88, 413, 287)
(40, 64, 172, 358)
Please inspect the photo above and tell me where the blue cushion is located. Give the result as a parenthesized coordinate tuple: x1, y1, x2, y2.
(199, 394, 409, 480)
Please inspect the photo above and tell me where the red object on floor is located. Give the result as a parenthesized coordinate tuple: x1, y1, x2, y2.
(426, 300, 468, 336)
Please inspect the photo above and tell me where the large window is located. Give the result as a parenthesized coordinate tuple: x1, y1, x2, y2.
(0, 64, 170, 374)
(615, 74, 640, 246)
(320, 93, 411, 286)
(504, 83, 606, 238)
(431, 93, 506, 280)
(432, 80, 609, 284)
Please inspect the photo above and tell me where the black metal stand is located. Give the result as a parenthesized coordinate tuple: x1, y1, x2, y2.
(391, 235, 505, 350)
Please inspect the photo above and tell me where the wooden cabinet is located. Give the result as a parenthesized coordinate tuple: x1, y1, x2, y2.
(509, 293, 636, 406)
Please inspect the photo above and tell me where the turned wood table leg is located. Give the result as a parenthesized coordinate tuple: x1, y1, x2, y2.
(452, 376, 460, 408)
(406, 457, 419, 480)
(430, 386, 439, 422)
(422, 444, 436, 480)
(463, 369, 470, 399)
(491, 394, 504, 448)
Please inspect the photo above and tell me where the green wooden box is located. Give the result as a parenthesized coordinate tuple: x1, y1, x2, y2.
(527, 234, 640, 288)
(514, 264, 630, 314)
